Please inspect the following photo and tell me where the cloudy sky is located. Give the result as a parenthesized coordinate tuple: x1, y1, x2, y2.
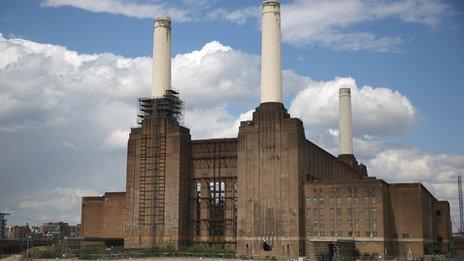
(0, 0, 463, 231)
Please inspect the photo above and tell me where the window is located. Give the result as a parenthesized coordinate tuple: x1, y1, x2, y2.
(348, 231, 353, 237)
(436, 210, 441, 216)
(372, 196, 377, 203)
(364, 197, 370, 204)
(337, 208, 342, 215)
(372, 208, 377, 215)
(373, 221, 377, 227)
(437, 237, 443, 243)
(366, 231, 371, 237)
(320, 231, 325, 236)
(354, 208, 360, 215)
(402, 233, 410, 238)
(365, 208, 370, 216)
(320, 221, 325, 227)
(355, 220, 359, 227)
(331, 231, 335, 236)
(319, 197, 324, 204)
(306, 197, 311, 204)
(347, 197, 352, 203)
(372, 231, 378, 237)
(347, 208, 352, 215)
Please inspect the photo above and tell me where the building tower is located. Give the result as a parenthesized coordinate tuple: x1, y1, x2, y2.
(338, 87, 358, 169)
(124, 16, 191, 249)
(237, 0, 307, 257)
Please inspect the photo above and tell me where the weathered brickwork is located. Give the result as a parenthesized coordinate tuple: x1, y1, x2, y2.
(81, 102, 451, 259)
(81, 192, 125, 239)
(304, 180, 451, 259)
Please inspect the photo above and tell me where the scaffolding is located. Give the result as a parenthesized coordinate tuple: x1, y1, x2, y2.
(136, 90, 182, 239)
(189, 139, 238, 249)
(137, 89, 183, 125)
(458, 176, 463, 235)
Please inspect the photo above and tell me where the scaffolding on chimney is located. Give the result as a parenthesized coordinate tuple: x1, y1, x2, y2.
(137, 89, 183, 125)
(136, 89, 183, 240)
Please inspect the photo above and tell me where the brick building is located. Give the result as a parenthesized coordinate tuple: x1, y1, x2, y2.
(81, 0, 451, 259)
(9, 224, 31, 239)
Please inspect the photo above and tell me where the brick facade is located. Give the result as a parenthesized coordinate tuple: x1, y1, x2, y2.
(81, 101, 451, 259)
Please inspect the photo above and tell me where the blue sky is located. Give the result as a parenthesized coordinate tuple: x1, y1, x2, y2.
(0, 0, 463, 230)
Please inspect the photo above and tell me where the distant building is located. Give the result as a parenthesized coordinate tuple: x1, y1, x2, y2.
(69, 224, 81, 238)
(9, 224, 31, 239)
(80, 0, 452, 259)
(39, 222, 71, 239)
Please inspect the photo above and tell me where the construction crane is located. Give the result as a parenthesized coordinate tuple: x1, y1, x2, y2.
(458, 176, 463, 236)
(0, 212, 10, 239)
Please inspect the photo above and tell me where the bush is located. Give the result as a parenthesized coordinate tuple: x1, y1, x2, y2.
(26, 246, 57, 259)
(78, 246, 106, 260)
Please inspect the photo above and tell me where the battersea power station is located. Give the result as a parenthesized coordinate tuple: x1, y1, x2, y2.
(81, 0, 452, 259)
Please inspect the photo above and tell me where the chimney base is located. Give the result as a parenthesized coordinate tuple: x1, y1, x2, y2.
(338, 154, 358, 169)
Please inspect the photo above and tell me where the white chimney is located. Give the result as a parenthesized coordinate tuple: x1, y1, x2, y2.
(152, 16, 171, 98)
(339, 87, 354, 155)
(260, 0, 282, 103)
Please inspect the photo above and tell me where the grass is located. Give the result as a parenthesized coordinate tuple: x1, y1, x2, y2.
(26, 246, 57, 259)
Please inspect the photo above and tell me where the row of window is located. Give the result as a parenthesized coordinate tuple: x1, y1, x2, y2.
(306, 207, 378, 216)
(306, 220, 379, 227)
(306, 231, 379, 237)
(312, 187, 376, 194)
(306, 196, 377, 205)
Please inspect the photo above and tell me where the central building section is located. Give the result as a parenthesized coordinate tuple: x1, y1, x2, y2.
(237, 103, 306, 257)
(237, 1, 306, 256)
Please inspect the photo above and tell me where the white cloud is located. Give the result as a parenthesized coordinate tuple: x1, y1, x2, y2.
(17, 187, 98, 224)
(103, 129, 130, 150)
(208, 7, 260, 25)
(1, 34, 460, 231)
(172, 41, 260, 109)
(367, 148, 463, 230)
(283, 0, 451, 52)
(289, 77, 418, 137)
(41, 0, 189, 22)
(60, 140, 79, 151)
(213, 0, 451, 52)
